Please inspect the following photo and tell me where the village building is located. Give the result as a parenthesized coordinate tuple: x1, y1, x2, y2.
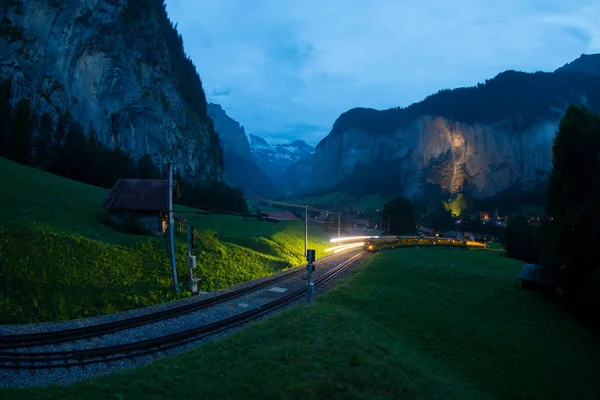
(418, 226, 436, 236)
(352, 219, 368, 229)
(102, 179, 180, 235)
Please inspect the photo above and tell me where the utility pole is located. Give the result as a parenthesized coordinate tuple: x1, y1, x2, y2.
(167, 163, 179, 292)
(304, 203, 308, 257)
(387, 216, 390, 235)
(338, 213, 341, 238)
(379, 215, 382, 236)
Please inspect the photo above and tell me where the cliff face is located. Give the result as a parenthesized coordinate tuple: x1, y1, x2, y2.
(207, 103, 279, 196)
(207, 103, 252, 159)
(306, 65, 600, 198)
(0, 0, 221, 180)
(313, 117, 555, 197)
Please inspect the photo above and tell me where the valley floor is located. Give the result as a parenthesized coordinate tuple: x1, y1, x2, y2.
(3, 248, 599, 399)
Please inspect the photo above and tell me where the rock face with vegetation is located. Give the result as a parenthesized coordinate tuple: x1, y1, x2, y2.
(0, 0, 221, 180)
(304, 57, 600, 198)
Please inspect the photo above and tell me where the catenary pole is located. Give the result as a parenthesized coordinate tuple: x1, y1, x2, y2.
(168, 163, 179, 292)
(304, 203, 308, 257)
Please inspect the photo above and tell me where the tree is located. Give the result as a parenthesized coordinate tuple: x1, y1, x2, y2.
(8, 98, 33, 165)
(0, 78, 11, 157)
(429, 203, 455, 232)
(542, 105, 600, 299)
(501, 214, 538, 263)
(137, 153, 161, 179)
(382, 196, 416, 235)
(34, 113, 54, 168)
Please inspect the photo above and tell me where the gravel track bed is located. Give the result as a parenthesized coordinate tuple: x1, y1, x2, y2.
(0, 252, 354, 336)
(0, 252, 365, 388)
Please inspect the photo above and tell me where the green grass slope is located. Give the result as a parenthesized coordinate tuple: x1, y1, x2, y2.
(4, 248, 599, 399)
(0, 158, 330, 324)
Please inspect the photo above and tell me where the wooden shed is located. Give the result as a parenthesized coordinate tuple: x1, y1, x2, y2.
(102, 179, 180, 235)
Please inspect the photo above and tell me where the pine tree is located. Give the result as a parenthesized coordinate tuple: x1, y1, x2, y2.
(382, 196, 416, 235)
(543, 105, 600, 298)
(0, 78, 11, 157)
(34, 113, 54, 168)
(8, 98, 33, 165)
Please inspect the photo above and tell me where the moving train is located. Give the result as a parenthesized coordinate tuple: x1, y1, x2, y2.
(364, 236, 467, 252)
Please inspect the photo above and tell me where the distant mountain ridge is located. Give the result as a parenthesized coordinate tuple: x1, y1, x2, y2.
(285, 53, 600, 199)
(555, 53, 600, 76)
(248, 134, 314, 180)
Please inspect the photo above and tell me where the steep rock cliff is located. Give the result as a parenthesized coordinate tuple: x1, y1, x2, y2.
(207, 103, 252, 159)
(0, 0, 221, 180)
(207, 103, 279, 196)
(308, 65, 600, 198)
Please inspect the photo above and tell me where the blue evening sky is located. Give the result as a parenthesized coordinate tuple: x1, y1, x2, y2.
(165, 0, 600, 145)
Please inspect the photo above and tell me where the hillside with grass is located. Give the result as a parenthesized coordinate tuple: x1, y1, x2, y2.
(4, 248, 600, 399)
(0, 158, 331, 324)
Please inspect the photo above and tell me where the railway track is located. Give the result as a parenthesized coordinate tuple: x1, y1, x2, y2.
(0, 251, 352, 350)
(0, 252, 365, 370)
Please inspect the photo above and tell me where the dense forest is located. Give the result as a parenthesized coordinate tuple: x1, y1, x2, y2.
(331, 70, 600, 136)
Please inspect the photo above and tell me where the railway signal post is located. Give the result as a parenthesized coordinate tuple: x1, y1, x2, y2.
(187, 225, 199, 294)
(306, 249, 316, 303)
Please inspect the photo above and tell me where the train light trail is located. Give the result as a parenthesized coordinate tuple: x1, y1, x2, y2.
(332, 242, 365, 253)
(325, 242, 366, 253)
(330, 236, 379, 243)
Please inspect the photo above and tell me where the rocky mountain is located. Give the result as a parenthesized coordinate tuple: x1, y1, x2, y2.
(555, 53, 600, 77)
(207, 103, 252, 159)
(207, 103, 279, 196)
(0, 0, 221, 181)
(248, 134, 315, 180)
(293, 57, 600, 199)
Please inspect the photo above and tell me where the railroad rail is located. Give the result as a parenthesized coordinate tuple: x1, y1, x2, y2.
(0, 252, 365, 370)
(0, 251, 353, 349)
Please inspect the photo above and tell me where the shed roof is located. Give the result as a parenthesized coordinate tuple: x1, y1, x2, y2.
(517, 264, 557, 287)
(102, 179, 180, 212)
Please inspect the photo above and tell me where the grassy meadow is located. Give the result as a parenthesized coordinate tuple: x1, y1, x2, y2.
(4, 248, 599, 399)
(267, 191, 391, 212)
(0, 157, 331, 324)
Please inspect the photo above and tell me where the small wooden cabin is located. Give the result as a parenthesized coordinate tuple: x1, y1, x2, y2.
(102, 179, 180, 235)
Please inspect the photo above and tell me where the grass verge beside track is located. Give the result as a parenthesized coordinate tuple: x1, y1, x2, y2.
(4, 248, 600, 399)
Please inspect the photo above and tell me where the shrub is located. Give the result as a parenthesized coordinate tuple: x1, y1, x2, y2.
(102, 212, 154, 236)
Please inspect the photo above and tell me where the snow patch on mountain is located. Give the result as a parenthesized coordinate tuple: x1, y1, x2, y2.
(248, 134, 315, 180)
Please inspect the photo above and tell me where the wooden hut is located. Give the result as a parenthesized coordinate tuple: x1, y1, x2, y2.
(102, 179, 180, 235)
